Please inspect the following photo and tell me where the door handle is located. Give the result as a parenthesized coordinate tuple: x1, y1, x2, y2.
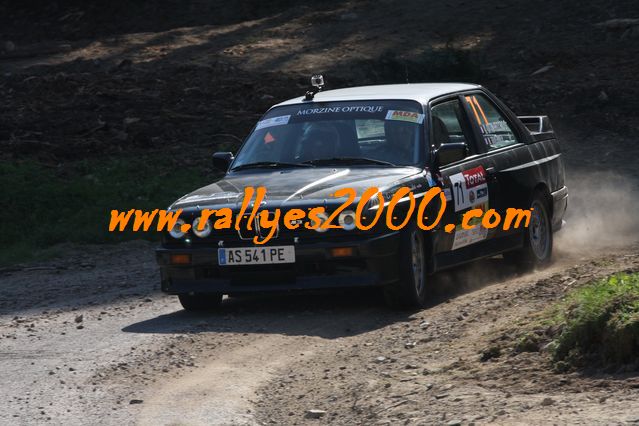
(485, 167, 498, 181)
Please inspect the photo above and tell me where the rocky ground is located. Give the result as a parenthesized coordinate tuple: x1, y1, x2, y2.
(254, 248, 639, 425)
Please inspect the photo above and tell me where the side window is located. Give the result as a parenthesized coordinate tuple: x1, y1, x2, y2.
(464, 94, 519, 150)
(430, 100, 471, 150)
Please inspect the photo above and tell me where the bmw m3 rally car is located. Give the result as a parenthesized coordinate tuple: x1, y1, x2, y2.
(156, 78, 568, 310)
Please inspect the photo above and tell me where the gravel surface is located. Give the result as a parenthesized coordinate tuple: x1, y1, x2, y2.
(2, 240, 639, 425)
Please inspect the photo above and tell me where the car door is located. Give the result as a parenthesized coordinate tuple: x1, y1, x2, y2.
(459, 92, 531, 244)
(428, 95, 501, 266)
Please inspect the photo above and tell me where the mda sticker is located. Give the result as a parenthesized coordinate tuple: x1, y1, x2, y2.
(385, 110, 425, 124)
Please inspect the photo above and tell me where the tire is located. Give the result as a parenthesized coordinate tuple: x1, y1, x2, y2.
(503, 192, 553, 269)
(383, 222, 428, 309)
(177, 293, 223, 311)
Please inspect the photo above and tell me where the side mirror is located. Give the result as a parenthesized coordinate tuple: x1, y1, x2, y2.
(434, 143, 468, 168)
(213, 152, 234, 172)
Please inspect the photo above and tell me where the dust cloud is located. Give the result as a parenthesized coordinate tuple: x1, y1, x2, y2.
(431, 171, 639, 297)
(555, 171, 639, 252)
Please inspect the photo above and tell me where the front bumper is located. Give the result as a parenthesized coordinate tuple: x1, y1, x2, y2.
(156, 232, 400, 295)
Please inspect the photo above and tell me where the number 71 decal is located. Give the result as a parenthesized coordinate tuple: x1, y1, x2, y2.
(449, 166, 489, 212)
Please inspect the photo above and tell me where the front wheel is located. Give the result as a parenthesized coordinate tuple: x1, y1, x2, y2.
(178, 293, 223, 311)
(504, 193, 553, 269)
(383, 223, 428, 309)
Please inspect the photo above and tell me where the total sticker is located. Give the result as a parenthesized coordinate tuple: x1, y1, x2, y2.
(449, 166, 489, 212)
(385, 110, 425, 124)
(255, 115, 290, 130)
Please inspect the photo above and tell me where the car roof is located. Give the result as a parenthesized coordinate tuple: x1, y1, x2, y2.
(274, 83, 482, 107)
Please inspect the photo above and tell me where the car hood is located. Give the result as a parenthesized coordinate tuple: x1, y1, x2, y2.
(171, 166, 427, 210)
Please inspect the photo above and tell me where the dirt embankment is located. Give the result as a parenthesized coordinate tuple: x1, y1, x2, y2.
(2, 1, 639, 424)
(2, 0, 639, 167)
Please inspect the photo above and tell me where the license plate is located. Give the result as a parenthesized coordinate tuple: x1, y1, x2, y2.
(218, 246, 295, 266)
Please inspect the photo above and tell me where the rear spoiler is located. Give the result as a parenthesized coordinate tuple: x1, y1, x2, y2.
(517, 116, 555, 142)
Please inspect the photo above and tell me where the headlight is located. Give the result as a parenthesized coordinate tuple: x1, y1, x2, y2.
(338, 210, 356, 231)
(314, 212, 330, 233)
(169, 219, 187, 239)
(192, 217, 212, 238)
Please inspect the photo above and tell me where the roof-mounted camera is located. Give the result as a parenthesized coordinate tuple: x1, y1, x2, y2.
(304, 74, 325, 101)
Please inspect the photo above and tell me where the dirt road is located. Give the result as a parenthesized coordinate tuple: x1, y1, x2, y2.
(2, 233, 638, 425)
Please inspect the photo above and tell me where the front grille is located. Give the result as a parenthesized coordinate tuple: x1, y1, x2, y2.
(162, 208, 391, 248)
(237, 212, 279, 241)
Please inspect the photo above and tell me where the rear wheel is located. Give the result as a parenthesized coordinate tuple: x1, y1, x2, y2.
(384, 223, 428, 309)
(504, 193, 553, 269)
(177, 293, 223, 311)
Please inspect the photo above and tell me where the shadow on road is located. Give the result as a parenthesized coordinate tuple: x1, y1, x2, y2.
(122, 256, 524, 338)
(123, 288, 404, 339)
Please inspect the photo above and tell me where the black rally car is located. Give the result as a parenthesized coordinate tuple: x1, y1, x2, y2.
(156, 79, 568, 310)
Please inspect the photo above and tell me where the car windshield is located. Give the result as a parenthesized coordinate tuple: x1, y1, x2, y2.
(231, 100, 425, 170)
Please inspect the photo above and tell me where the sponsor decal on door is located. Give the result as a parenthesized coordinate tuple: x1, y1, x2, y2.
(449, 166, 489, 212)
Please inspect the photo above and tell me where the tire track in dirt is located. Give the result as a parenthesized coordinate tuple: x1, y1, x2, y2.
(134, 299, 392, 425)
(137, 334, 307, 425)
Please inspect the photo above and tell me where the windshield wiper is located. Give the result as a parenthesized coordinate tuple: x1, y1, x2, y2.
(302, 157, 396, 167)
(231, 161, 314, 171)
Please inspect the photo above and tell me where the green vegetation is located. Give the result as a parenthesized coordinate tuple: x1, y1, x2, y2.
(514, 332, 542, 353)
(507, 273, 639, 370)
(548, 272, 639, 368)
(1, 156, 209, 265)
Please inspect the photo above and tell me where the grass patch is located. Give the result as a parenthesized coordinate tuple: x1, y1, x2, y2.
(548, 272, 639, 369)
(502, 273, 639, 371)
(1, 156, 210, 266)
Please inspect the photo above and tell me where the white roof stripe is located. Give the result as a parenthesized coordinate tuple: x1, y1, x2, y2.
(275, 83, 481, 107)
